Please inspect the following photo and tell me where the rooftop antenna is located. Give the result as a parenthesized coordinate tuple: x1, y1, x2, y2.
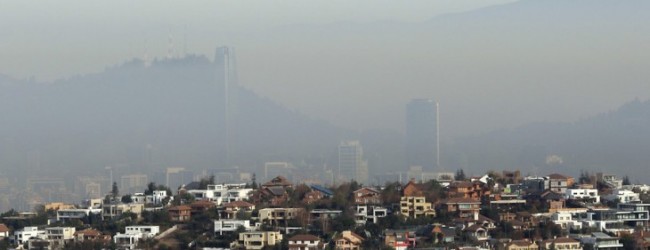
(183, 25, 188, 57)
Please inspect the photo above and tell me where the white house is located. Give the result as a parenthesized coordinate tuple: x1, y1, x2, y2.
(56, 208, 101, 222)
(566, 188, 600, 203)
(187, 183, 252, 206)
(13, 227, 46, 245)
(355, 205, 388, 225)
(551, 212, 582, 230)
(214, 220, 254, 235)
(114, 225, 160, 249)
(603, 190, 640, 204)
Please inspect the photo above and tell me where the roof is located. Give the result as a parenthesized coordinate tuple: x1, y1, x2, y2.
(190, 200, 216, 208)
(450, 181, 474, 188)
(263, 176, 292, 187)
(0, 224, 9, 233)
(266, 186, 287, 196)
(183, 181, 202, 190)
(310, 185, 334, 196)
(223, 200, 254, 208)
(547, 173, 569, 180)
(168, 205, 191, 211)
(443, 197, 481, 204)
(508, 240, 535, 247)
(289, 234, 320, 242)
(465, 224, 485, 232)
(353, 187, 379, 194)
(543, 237, 579, 245)
(74, 228, 101, 236)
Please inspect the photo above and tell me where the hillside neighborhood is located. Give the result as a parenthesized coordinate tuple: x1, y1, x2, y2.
(0, 170, 649, 250)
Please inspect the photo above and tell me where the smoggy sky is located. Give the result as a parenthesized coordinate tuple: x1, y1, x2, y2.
(1, 0, 649, 137)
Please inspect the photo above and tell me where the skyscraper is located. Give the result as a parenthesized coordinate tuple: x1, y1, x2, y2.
(338, 141, 369, 184)
(214, 47, 238, 168)
(406, 98, 440, 171)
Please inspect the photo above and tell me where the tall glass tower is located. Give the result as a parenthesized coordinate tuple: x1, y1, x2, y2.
(406, 98, 439, 171)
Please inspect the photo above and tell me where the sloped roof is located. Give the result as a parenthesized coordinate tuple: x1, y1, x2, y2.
(353, 187, 380, 194)
(266, 186, 287, 196)
(168, 205, 191, 211)
(263, 176, 292, 187)
(0, 224, 9, 233)
(547, 173, 569, 180)
(310, 185, 334, 196)
(443, 197, 481, 204)
(74, 228, 101, 236)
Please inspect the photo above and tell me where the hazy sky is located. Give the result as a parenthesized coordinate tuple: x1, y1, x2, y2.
(2, 0, 648, 137)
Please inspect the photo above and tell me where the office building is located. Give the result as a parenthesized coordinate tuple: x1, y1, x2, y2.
(338, 141, 369, 184)
(406, 98, 439, 171)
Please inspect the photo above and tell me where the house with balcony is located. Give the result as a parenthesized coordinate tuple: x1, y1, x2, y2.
(214, 219, 253, 235)
(114, 226, 159, 249)
(580, 232, 623, 250)
(168, 205, 191, 222)
(45, 227, 75, 248)
(400, 196, 435, 219)
(220, 200, 255, 219)
(353, 187, 381, 205)
(288, 234, 322, 250)
(232, 231, 282, 250)
(187, 183, 253, 206)
(101, 202, 144, 220)
(384, 229, 416, 250)
(74, 228, 111, 244)
(12, 227, 46, 245)
(56, 207, 101, 223)
(548, 173, 573, 194)
(440, 197, 481, 220)
(603, 190, 640, 204)
(505, 239, 538, 250)
(566, 188, 600, 204)
(334, 230, 364, 250)
(258, 208, 305, 226)
(354, 205, 387, 225)
(539, 237, 582, 250)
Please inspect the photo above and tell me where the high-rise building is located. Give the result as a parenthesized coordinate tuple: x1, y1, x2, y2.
(406, 98, 440, 171)
(338, 141, 369, 184)
(214, 46, 239, 168)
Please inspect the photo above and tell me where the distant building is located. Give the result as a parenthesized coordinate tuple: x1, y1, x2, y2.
(338, 141, 369, 184)
(264, 162, 294, 182)
(120, 174, 148, 194)
(406, 98, 439, 171)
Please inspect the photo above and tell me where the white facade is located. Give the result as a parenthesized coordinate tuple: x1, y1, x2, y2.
(566, 189, 600, 203)
(355, 205, 388, 225)
(214, 220, 253, 235)
(13, 227, 46, 245)
(604, 190, 640, 204)
(56, 208, 101, 222)
(125, 225, 159, 238)
(46, 227, 75, 247)
(234, 231, 282, 250)
(187, 183, 252, 206)
(551, 212, 582, 230)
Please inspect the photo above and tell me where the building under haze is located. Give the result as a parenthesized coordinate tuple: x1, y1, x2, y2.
(406, 98, 440, 171)
(338, 141, 369, 184)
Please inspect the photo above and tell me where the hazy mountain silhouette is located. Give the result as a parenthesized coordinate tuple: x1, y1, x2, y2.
(450, 99, 650, 182)
(0, 56, 353, 178)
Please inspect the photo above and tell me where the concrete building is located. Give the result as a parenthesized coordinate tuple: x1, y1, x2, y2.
(338, 140, 368, 184)
(214, 220, 253, 235)
(406, 98, 439, 171)
(399, 196, 435, 219)
(233, 231, 282, 250)
(186, 183, 252, 206)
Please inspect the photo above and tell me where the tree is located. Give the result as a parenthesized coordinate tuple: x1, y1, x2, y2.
(121, 195, 133, 203)
(455, 169, 466, 181)
(623, 176, 631, 185)
(145, 182, 157, 195)
(111, 182, 119, 200)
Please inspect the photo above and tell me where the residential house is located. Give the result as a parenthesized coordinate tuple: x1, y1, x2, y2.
(187, 183, 253, 206)
(168, 205, 191, 222)
(448, 181, 490, 199)
(440, 197, 481, 220)
(384, 229, 416, 250)
(353, 187, 381, 205)
(190, 200, 216, 216)
(603, 190, 640, 204)
(288, 234, 322, 250)
(74, 228, 110, 243)
(101, 202, 144, 220)
(56, 208, 101, 223)
(233, 231, 282, 250)
(334, 230, 364, 250)
(431, 225, 456, 244)
(12, 227, 46, 245)
(505, 239, 538, 250)
(0, 224, 9, 238)
(551, 212, 582, 230)
(258, 208, 305, 227)
(540, 237, 582, 250)
(214, 219, 253, 235)
(400, 196, 435, 218)
(548, 173, 573, 194)
(580, 232, 623, 250)
(45, 227, 75, 248)
(464, 224, 489, 242)
(354, 205, 387, 225)
(114, 226, 159, 250)
(220, 200, 255, 219)
(302, 185, 333, 204)
(566, 188, 600, 203)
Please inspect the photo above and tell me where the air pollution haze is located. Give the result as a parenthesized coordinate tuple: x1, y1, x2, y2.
(0, 0, 649, 212)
